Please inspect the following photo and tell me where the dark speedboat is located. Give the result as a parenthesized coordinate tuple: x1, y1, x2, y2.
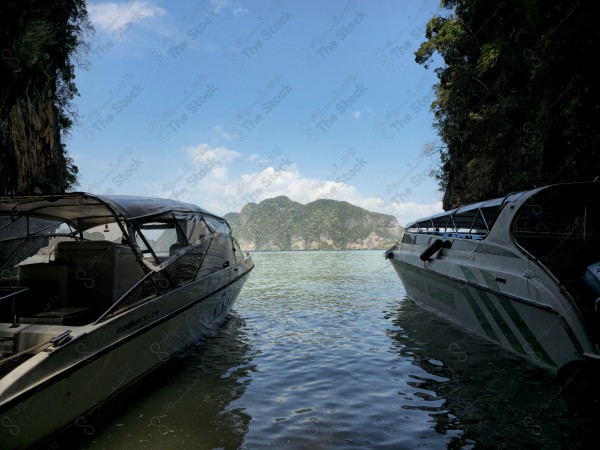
(0, 193, 253, 447)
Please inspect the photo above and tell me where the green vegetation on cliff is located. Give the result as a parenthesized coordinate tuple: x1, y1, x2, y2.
(416, 1, 599, 209)
(1, 0, 89, 194)
(224, 196, 402, 251)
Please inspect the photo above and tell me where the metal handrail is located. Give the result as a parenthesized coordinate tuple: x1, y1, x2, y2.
(93, 270, 156, 325)
(0, 287, 29, 328)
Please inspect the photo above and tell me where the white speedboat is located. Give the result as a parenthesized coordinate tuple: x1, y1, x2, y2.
(386, 182, 600, 374)
(0, 193, 253, 448)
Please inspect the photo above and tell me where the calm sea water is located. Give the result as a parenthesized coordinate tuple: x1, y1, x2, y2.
(47, 251, 599, 449)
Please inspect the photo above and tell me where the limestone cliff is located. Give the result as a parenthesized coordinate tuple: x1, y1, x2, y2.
(224, 196, 402, 251)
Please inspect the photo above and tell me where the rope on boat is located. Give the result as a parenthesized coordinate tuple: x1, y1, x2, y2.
(0, 340, 52, 366)
(0, 330, 71, 366)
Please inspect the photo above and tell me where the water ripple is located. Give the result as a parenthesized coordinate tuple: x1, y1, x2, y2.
(56, 251, 600, 450)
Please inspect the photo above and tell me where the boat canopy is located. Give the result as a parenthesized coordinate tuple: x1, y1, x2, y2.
(405, 181, 600, 240)
(513, 182, 600, 224)
(0, 193, 228, 233)
(406, 191, 526, 237)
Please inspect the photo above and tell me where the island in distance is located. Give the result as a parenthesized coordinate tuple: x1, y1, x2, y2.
(224, 196, 402, 251)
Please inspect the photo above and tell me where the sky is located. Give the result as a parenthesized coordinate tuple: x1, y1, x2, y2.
(68, 0, 446, 226)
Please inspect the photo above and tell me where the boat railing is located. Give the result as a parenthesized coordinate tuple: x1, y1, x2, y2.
(94, 270, 157, 324)
(406, 226, 488, 240)
(0, 287, 29, 328)
(406, 200, 503, 240)
(94, 233, 227, 324)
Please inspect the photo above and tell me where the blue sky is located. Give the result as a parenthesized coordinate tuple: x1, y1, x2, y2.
(68, 0, 445, 226)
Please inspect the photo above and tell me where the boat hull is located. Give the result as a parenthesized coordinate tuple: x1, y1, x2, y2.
(387, 256, 590, 373)
(0, 258, 252, 448)
(386, 182, 600, 374)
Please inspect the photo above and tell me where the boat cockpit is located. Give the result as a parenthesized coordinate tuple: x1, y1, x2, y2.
(0, 194, 244, 328)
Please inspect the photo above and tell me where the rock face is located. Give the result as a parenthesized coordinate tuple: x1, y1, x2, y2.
(224, 196, 402, 251)
(0, 2, 84, 195)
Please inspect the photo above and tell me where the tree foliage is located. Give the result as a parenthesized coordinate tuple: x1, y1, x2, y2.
(416, 0, 600, 209)
(0, 0, 90, 194)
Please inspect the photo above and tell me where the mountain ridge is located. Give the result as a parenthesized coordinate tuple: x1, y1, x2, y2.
(224, 196, 402, 251)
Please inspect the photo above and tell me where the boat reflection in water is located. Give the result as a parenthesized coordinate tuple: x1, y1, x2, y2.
(388, 296, 600, 449)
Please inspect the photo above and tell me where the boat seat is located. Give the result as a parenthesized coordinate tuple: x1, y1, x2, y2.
(16, 263, 69, 311)
(54, 240, 144, 309)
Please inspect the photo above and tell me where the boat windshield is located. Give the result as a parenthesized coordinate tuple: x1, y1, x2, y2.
(0, 213, 125, 276)
(131, 211, 228, 266)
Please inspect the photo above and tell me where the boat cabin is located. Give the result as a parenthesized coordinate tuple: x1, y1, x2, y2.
(0, 194, 243, 327)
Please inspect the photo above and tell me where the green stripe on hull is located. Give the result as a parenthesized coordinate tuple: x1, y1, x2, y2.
(399, 261, 500, 342)
(496, 291, 555, 366)
(393, 259, 561, 368)
(470, 266, 555, 367)
(478, 294, 525, 355)
(460, 267, 525, 355)
(461, 285, 501, 343)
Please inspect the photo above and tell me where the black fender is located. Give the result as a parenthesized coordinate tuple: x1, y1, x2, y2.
(419, 239, 451, 261)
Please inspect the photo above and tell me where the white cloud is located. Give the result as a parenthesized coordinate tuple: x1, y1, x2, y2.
(353, 110, 361, 119)
(87, 1, 166, 33)
(157, 144, 239, 203)
(225, 164, 361, 207)
(214, 124, 239, 141)
(365, 198, 443, 227)
(186, 143, 240, 164)
(153, 142, 441, 226)
(232, 4, 249, 16)
(392, 200, 442, 218)
(210, 0, 230, 14)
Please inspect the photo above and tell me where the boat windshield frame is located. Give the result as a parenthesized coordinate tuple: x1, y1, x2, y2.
(405, 191, 526, 239)
(0, 192, 233, 273)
